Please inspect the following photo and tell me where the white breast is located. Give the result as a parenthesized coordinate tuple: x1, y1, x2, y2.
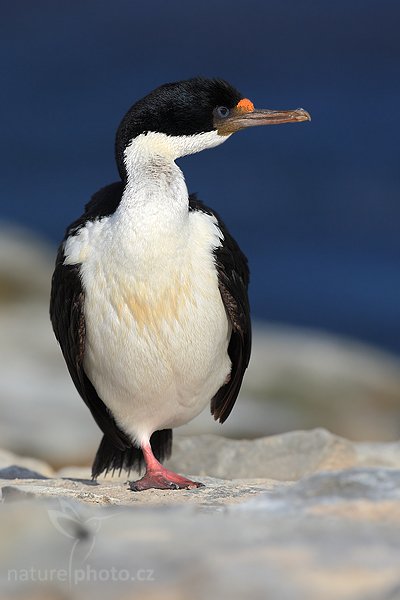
(64, 201, 231, 446)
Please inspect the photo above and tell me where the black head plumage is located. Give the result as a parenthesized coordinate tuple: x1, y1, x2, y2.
(115, 77, 242, 179)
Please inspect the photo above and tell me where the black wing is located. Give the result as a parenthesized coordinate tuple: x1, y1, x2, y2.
(50, 182, 131, 451)
(189, 194, 251, 423)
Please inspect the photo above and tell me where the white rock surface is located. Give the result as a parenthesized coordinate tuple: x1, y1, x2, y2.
(3, 227, 400, 599)
(2, 431, 400, 600)
(166, 428, 357, 480)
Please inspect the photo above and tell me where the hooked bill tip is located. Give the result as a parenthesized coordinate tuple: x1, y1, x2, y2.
(297, 108, 311, 121)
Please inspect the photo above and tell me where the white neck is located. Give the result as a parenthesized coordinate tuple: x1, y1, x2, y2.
(114, 130, 229, 233)
(114, 135, 185, 241)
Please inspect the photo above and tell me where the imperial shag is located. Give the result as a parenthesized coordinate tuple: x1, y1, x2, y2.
(50, 77, 310, 491)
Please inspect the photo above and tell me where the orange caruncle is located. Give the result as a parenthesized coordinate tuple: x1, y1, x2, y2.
(236, 98, 254, 112)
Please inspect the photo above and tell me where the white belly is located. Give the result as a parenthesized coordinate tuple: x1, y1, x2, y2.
(68, 209, 231, 446)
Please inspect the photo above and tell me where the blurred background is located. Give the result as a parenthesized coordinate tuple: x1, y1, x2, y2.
(2, 0, 400, 467)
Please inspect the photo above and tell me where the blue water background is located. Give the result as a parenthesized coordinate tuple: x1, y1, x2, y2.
(2, 0, 400, 352)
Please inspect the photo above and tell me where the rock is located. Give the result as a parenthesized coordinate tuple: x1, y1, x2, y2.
(234, 467, 400, 512)
(1, 485, 36, 502)
(1, 470, 400, 600)
(1, 473, 284, 508)
(355, 440, 400, 468)
(246, 324, 400, 441)
(0, 448, 54, 478)
(2, 432, 400, 600)
(0, 466, 48, 480)
(288, 467, 400, 502)
(166, 428, 357, 480)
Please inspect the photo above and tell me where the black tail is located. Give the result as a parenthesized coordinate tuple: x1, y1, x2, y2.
(91, 429, 173, 479)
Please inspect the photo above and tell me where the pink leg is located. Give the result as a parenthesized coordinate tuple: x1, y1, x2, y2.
(129, 442, 204, 491)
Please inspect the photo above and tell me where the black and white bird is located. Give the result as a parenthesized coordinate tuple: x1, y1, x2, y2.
(50, 77, 310, 491)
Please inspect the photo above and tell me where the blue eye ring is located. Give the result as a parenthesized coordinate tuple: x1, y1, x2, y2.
(216, 106, 230, 118)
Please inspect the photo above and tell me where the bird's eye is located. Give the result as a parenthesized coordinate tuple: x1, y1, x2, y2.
(215, 106, 230, 118)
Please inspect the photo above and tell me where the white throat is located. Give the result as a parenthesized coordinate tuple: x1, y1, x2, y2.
(116, 130, 229, 231)
(124, 129, 229, 163)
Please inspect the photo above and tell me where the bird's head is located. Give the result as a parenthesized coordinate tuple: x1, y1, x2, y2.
(116, 77, 310, 180)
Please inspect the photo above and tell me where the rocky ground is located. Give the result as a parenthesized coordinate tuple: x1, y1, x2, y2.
(2, 429, 400, 600)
